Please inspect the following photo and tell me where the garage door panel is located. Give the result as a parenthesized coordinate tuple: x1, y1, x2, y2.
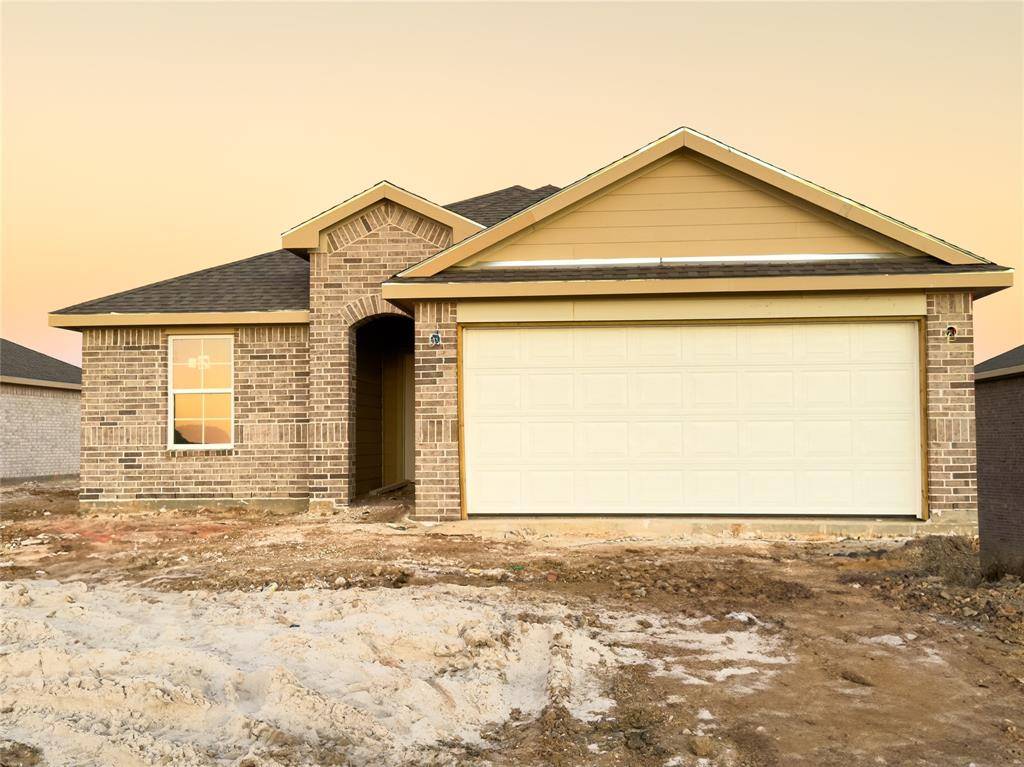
(471, 422, 523, 460)
(525, 471, 574, 507)
(853, 369, 915, 408)
(578, 471, 629, 506)
(632, 471, 685, 506)
(525, 373, 573, 409)
(740, 421, 795, 457)
(577, 373, 629, 408)
(524, 422, 574, 458)
(855, 419, 916, 457)
(630, 326, 684, 363)
(684, 421, 739, 458)
(635, 372, 684, 408)
(740, 325, 795, 363)
(742, 470, 797, 507)
(578, 422, 629, 460)
(799, 470, 855, 507)
(742, 370, 795, 409)
(630, 421, 684, 458)
(471, 373, 521, 410)
(685, 470, 740, 507)
(799, 324, 852, 362)
(796, 420, 853, 457)
(463, 322, 922, 517)
(690, 371, 739, 408)
(798, 370, 852, 408)
(690, 326, 739, 362)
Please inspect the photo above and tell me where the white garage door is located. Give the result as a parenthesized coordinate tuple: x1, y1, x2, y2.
(462, 322, 922, 517)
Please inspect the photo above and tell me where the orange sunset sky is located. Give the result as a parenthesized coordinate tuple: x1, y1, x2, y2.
(2, 2, 1021, 366)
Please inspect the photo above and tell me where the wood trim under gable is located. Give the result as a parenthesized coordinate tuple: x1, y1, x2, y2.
(281, 181, 483, 249)
(397, 128, 986, 278)
(48, 310, 310, 329)
(382, 270, 1013, 301)
(0, 375, 82, 391)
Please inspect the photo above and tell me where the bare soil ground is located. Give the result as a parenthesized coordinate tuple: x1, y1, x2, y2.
(1, 478, 1023, 767)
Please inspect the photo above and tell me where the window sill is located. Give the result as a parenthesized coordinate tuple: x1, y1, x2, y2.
(167, 445, 236, 456)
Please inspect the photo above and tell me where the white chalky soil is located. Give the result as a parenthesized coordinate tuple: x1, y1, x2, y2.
(0, 580, 786, 766)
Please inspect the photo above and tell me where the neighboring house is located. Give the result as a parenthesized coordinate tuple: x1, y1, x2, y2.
(975, 345, 1024, 575)
(50, 128, 1014, 532)
(1, 339, 82, 479)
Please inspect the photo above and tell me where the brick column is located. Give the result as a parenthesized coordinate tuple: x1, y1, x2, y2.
(413, 301, 461, 521)
(925, 292, 977, 522)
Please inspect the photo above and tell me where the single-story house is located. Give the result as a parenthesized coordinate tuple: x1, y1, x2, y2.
(975, 344, 1024, 574)
(50, 128, 1014, 532)
(1, 338, 82, 479)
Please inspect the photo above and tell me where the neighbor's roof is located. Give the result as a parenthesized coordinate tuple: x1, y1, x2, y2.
(1, 338, 81, 388)
(975, 344, 1024, 381)
(445, 185, 560, 227)
(53, 250, 310, 316)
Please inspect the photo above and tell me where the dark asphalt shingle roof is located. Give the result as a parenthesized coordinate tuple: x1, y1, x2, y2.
(1, 339, 81, 385)
(389, 256, 1010, 284)
(976, 344, 1024, 376)
(53, 250, 310, 315)
(445, 185, 560, 227)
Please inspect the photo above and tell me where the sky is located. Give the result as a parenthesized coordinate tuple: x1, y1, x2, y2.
(2, 1, 1021, 366)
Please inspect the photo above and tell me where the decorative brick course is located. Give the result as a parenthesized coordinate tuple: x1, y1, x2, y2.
(79, 325, 309, 503)
(307, 200, 452, 510)
(925, 292, 977, 521)
(1, 383, 80, 478)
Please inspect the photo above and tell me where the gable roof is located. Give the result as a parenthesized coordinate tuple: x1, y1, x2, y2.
(53, 250, 309, 316)
(976, 343, 1024, 381)
(281, 181, 484, 249)
(445, 185, 560, 227)
(1, 338, 81, 389)
(396, 127, 995, 279)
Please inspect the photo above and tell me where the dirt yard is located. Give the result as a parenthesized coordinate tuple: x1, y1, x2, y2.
(1, 479, 1022, 767)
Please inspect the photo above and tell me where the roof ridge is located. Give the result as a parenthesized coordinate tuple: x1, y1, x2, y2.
(53, 249, 302, 314)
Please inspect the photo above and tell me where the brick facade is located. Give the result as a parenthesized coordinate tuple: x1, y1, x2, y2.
(307, 200, 451, 510)
(925, 292, 977, 522)
(79, 325, 308, 504)
(1, 383, 80, 478)
(413, 301, 461, 521)
(976, 373, 1024, 575)
(71, 269, 981, 528)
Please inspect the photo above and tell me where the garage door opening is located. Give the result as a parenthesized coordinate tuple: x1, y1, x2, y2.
(354, 315, 414, 497)
(462, 321, 923, 518)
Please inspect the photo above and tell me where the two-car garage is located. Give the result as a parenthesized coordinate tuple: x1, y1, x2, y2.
(462, 319, 923, 517)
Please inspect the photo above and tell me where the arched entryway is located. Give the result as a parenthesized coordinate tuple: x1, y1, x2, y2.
(353, 314, 415, 497)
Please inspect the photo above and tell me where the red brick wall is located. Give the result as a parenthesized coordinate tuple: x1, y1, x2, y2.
(925, 292, 977, 521)
(79, 325, 309, 503)
(976, 373, 1024, 575)
(307, 200, 451, 509)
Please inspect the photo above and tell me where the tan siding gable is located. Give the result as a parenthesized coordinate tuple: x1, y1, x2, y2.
(458, 151, 902, 267)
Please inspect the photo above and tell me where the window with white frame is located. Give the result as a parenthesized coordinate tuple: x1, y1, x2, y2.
(168, 335, 233, 448)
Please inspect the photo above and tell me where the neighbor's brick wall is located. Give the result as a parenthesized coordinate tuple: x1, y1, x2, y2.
(79, 325, 309, 503)
(308, 200, 451, 508)
(1, 383, 80, 478)
(413, 301, 460, 521)
(925, 292, 977, 521)
(976, 373, 1024, 575)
